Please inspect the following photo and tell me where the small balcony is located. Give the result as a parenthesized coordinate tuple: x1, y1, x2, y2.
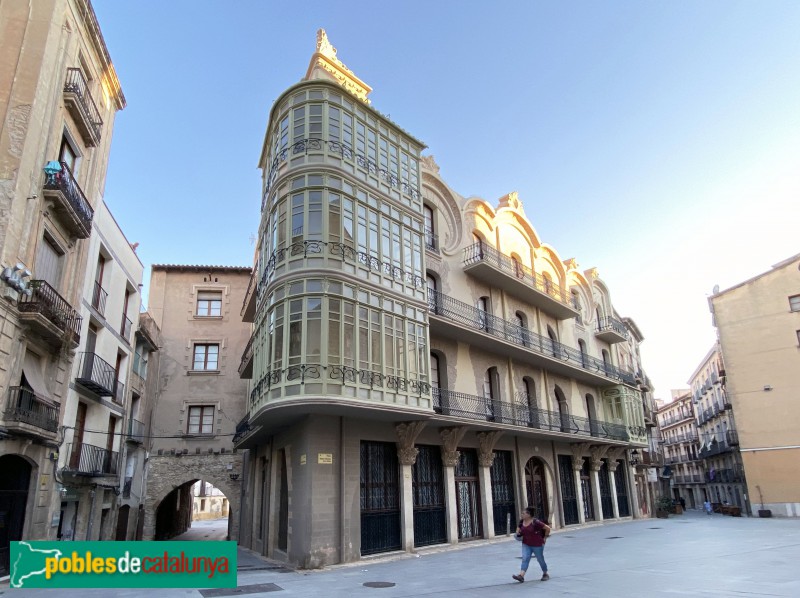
(233, 414, 251, 444)
(595, 316, 629, 344)
(17, 280, 81, 348)
(66, 442, 118, 476)
(462, 243, 579, 320)
(428, 289, 636, 388)
(640, 451, 664, 466)
(239, 334, 254, 379)
(126, 418, 145, 444)
(3, 387, 59, 438)
(42, 161, 93, 238)
(433, 387, 629, 441)
(113, 379, 126, 405)
(424, 227, 439, 253)
(241, 268, 257, 323)
(91, 281, 108, 317)
(120, 314, 133, 344)
(75, 352, 116, 397)
(63, 68, 103, 147)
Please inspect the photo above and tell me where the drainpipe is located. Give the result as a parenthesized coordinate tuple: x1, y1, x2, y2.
(339, 416, 346, 563)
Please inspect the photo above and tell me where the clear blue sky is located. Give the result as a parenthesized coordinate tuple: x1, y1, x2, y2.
(94, 0, 800, 396)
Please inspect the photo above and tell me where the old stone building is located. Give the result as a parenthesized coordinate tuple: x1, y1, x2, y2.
(710, 253, 800, 517)
(0, 0, 124, 573)
(142, 264, 251, 540)
(234, 30, 652, 569)
(657, 390, 704, 509)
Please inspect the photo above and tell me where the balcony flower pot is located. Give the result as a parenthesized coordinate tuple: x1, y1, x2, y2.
(758, 509, 772, 518)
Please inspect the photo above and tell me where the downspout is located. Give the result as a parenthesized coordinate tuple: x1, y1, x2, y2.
(339, 415, 346, 563)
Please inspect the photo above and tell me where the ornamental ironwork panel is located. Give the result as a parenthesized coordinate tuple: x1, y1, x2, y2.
(580, 458, 595, 521)
(360, 441, 401, 555)
(614, 459, 630, 517)
(599, 460, 615, 519)
(412, 445, 446, 547)
(558, 455, 579, 525)
(455, 449, 482, 539)
(525, 458, 549, 523)
(490, 450, 516, 535)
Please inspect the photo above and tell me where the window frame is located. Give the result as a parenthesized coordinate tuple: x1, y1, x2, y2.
(192, 343, 220, 372)
(196, 290, 223, 318)
(789, 294, 800, 312)
(187, 405, 215, 435)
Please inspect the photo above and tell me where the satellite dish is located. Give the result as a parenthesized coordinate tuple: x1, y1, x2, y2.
(712, 284, 719, 294)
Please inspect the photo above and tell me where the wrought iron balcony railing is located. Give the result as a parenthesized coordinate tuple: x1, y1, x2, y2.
(17, 279, 82, 343)
(42, 161, 93, 238)
(63, 68, 103, 145)
(91, 281, 108, 316)
(424, 227, 439, 252)
(4, 386, 59, 433)
(432, 387, 629, 441)
(462, 242, 576, 314)
(127, 418, 145, 443)
(75, 351, 116, 396)
(596, 316, 630, 341)
(66, 442, 118, 476)
(239, 334, 254, 378)
(427, 288, 636, 386)
(233, 414, 251, 444)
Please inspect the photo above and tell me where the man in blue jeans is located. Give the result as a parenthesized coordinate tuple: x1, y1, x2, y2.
(513, 506, 551, 582)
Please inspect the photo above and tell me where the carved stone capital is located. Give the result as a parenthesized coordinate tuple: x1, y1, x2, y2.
(589, 445, 610, 471)
(606, 459, 620, 472)
(440, 427, 467, 468)
(398, 446, 419, 466)
(570, 443, 587, 471)
(441, 449, 461, 468)
(477, 430, 503, 468)
(478, 451, 496, 468)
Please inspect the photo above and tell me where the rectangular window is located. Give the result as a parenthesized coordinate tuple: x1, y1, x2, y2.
(193, 344, 219, 371)
(790, 295, 800, 312)
(197, 291, 222, 316)
(187, 405, 214, 434)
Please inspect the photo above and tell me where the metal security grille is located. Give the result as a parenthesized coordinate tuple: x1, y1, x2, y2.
(360, 441, 401, 555)
(599, 460, 615, 518)
(412, 445, 447, 547)
(490, 451, 516, 535)
(580, 458, 595, 521)
(558, 454, 579, 525)
(0, 456, 32, 576)
(525, 458, 549, 523)
(455, 449, 482, 539)
(615, 459, 630, 517)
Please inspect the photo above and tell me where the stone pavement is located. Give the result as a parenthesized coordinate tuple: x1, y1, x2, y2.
(3, 510, 799, 597)
(171, 518, 229, 542)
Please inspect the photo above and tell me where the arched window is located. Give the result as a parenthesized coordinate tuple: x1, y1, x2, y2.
(578, 339, 588, 367)
(555, 385, 570, 433)
(511, 254, 524, 278)
(585, 393, 598, 436)
(523, 376, 539, 429)
(477, 296, 490, 332)
(426, 274, 439, 313)
(423, 205, 436, 251)
(472, 232, 484, 259)
(515, 311, 529, 346)
(572, 291, 582, 324)
(483, 367, 498, 421)
(601, 349, 611, 375)
(547, 325, 559, 357)
(542, 272, 554, 296)
(430, 353, 440, 389)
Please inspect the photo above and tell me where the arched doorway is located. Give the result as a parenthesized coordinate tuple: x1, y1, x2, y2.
(155, 479, 231, 541)
(0, 455, 32, 576)
(524, 457, 549, 523)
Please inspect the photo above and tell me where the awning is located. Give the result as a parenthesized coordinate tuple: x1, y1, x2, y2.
(22, 351, 57, 406)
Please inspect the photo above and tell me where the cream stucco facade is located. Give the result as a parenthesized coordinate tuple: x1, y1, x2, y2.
(710, 253, 800, 517)
(235, 30, 654, 569)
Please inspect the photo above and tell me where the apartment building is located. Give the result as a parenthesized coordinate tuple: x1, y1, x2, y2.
(657, 390, 704, 509)
(142, 265, 251, 540)
(0, 0, 124, 573)
(57, 200, 143, 541)
(689, 344, 747, 511)
(234, 31, 651, 568)
(710, 253, 800, 517)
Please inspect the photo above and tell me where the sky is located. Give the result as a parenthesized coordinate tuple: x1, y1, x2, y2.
(92, 1, 800, 397)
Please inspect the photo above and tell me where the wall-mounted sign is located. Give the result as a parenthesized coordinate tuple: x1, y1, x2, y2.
(300, 454, 307, 465)
(318, 453, 333, 464)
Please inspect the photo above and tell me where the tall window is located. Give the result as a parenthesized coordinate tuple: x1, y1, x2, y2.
(430, 353, 440, 389)
(187, 405, 214, 434)
(423, 205, 436, 250)
(483, 368, 497, 421)
(515, 311, 529, 346)
(477, 297, 489, 331)
(197, 291, 222, 317)
(790, 295, 800, 312)
(60, 135, 79, 174)
(34, 233, 64, 288)
(193, 344, 219, 371)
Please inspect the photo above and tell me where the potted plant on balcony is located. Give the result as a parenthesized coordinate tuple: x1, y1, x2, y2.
(656, 496, 672, 519)
(756, 485, 772, 518)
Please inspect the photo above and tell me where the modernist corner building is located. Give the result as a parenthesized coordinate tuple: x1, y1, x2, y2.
(235, 30, 653, 567)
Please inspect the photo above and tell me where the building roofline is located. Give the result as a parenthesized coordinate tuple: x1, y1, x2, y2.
(80, 0, 126, 110)
(711, 252, 800, 300)
(151, 264, 252, 273)
(686, 344, 719, 384)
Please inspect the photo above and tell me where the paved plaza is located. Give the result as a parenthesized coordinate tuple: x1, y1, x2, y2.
(3, 511, 798, 597)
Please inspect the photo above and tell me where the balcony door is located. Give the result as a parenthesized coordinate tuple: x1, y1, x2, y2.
(34, 234, 64, 289)
(69, 403, 87, 468)
(105, 416, 117, 473)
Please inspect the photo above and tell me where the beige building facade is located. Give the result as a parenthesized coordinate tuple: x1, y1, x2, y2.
(657, 390, 704, 509)
(0, 0, 124, 573)
(143, 265, 251, 540)
(710, 253, 800, 517)
(235, 31, 651, 569)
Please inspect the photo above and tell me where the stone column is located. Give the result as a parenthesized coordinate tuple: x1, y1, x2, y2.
(440, 427, 467, 544)
(396, 422, 426, 551)
(607, 459, 621, 519)
(571, 444, 586, 524)
(629, 463, 643, 519)
(589, 446, 610, 521)
(477, 431, 503, 538)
